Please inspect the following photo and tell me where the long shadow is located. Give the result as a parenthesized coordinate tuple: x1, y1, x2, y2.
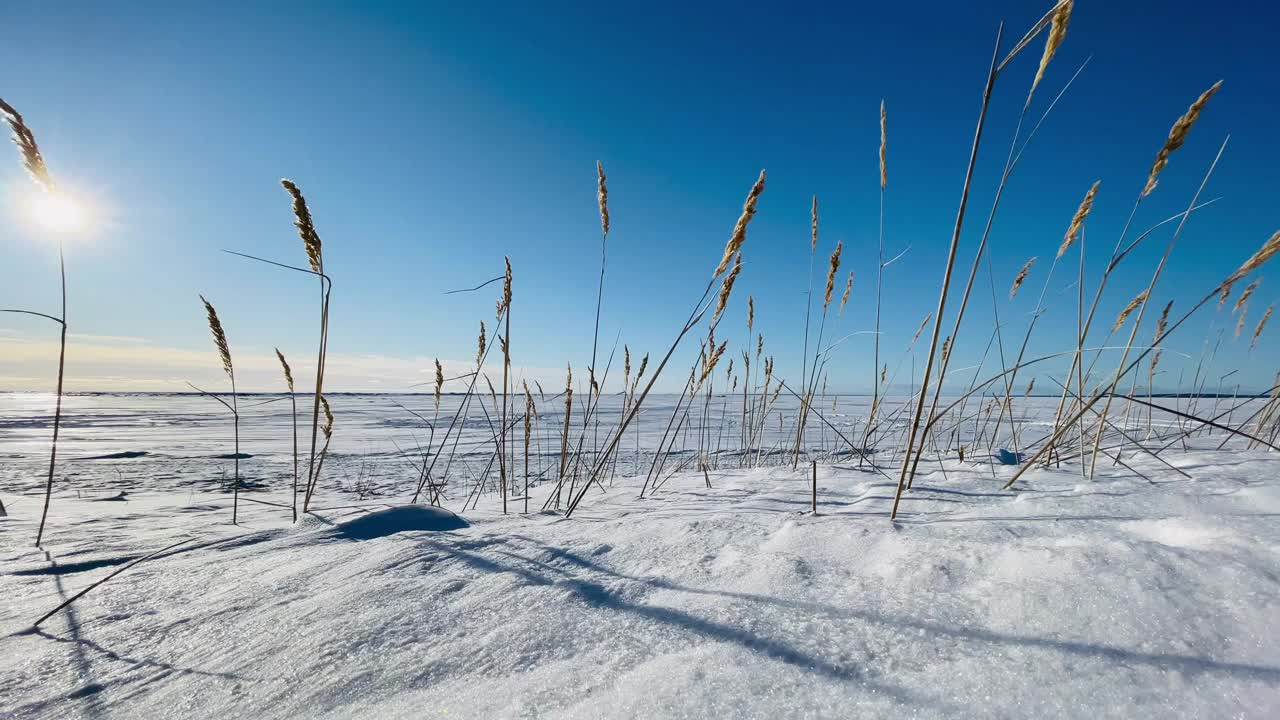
(12, 556, 138, 577)
(501, 535, 1280, 683)
(32, 629, 246, 682)
(43, 552, 104, 719)
(413, 537, 915, 701)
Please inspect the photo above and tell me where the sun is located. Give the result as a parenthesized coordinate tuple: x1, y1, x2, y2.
(26, 190, 87, 233)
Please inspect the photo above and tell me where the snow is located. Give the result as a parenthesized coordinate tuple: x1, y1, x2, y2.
(2, 394, 1279, 718)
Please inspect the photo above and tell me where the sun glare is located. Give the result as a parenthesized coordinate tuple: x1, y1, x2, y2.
(26, 190, 87, 234)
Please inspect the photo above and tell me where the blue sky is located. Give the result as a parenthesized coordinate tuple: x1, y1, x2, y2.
(1, 0, 1277, 393)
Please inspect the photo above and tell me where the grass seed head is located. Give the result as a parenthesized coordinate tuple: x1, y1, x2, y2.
(1142, 80, 1223, 198)
(1010, 256, 1037, 299)
(275, 348, 294, 392)
(1060, 181, 1099, 258)
(716, 170, 765, 277)
(199, 295, 233, 379)
(0, 97, 54, 191)
(1029, 0, 1073, 105)
(1251, 304, 1274, 350)
(434, 359, 444, 411)
(596, 161, 610, 237)
(1112, 289, 1149, 333)
(320, 395, 334, 439)
(281, 179, 323, 273)
(823, 240, 843, 310)
(1234, 278, 1260, 314)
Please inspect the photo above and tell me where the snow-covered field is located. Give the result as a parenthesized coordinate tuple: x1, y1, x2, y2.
(2, 393, 1279, 718)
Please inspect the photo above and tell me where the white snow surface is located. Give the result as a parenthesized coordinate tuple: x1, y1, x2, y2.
(4, 459, 1280, 718)
(2, 395, 1280, 718)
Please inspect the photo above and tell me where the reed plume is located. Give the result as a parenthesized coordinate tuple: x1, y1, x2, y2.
(434, 359, 444, 411)
(713, 253, 742, 323)
(1026, 377, 1036, 396)
(839, 271, 854, 314)
(1009, 257, 1036, 299)
(810, 196, 819, 253)
(200, 296, 233, 377)
(1235, 304, 1249, 339)
(747, 296, 754, 333)
(1252, 304, 1274, 350)
(823, 240, 843, 310)
(1221, 230, 1280, 292)
(0, 97, 54, 191)
(1028, 0, 1073, 106)
(321, 396, 333, 438)
(715, 171, 766, 277)
(633, 353, 649, 391)
(1142, 81, 1223, 198)
(1151, 300, 1173, 371)
(275, 349, 294, 392)
(1113, 290, 1149, 332)
(1060, 181, 1099, 257)
(477, 321, 487, 366)
(1233, 278, 1260, 313)
(623, 345, 631, 391)
(596, 161, 610, 237)
(281, 179, 323, 273)
(910, 312, 932, 347)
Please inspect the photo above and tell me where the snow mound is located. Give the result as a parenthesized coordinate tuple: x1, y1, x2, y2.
(336, 505, 468, 540)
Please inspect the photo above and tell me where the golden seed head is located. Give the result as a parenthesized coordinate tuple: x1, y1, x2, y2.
(1154, 300, 1173, 341)
(274, 348, 294, 392)
(747, 295, 754, 334)
(1010, 256, 1037, 299)
(911, 312, 932, 348)
(1251, 304, 1274, 350)
(199, 295, 233, 379)
(1029, 0, 1073, 105)
(320, 395, 334, 439)
(502, 256, 513, 311)
(716, 170, 766, 277)
(281, 179, 323, 274)
(810, 195, 819, 253)
(434, 358, 444, 410)
(1142, 80, 1223, 198)
(839, 271, 854, 314)
(0, 97, 54, 191)
(1112, 289, 1149, 333)
(1233, 278, 1260, 314)
(1060, 181, 1100, 258)
(1223, 230, 1280, 289)
(477, 321, 487, 366)
(713, 253, 743, 324)
(596, 160, 610, 237)
(1235, 304, 1249, 339)
(823, 240, 843, 310)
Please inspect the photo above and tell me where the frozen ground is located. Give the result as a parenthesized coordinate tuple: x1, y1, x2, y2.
(2, 394, 1279, 718)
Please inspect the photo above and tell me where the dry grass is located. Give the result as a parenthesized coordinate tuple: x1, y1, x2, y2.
(1142, 81, 1223, 198)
